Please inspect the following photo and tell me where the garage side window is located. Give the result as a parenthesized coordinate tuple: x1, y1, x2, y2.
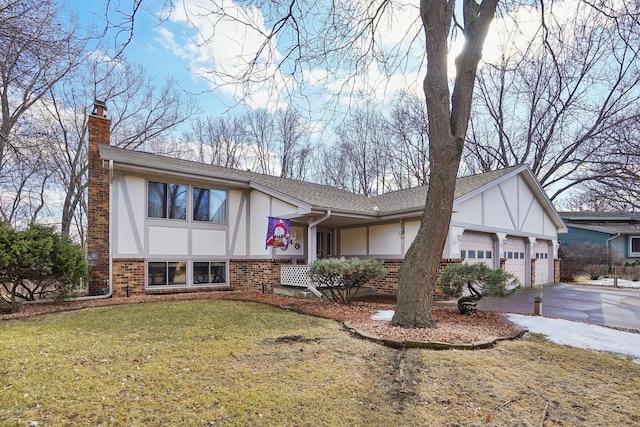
(193, 188, 227, 223)
(148, 181, 187, 220)
(631, 237, 640, 255)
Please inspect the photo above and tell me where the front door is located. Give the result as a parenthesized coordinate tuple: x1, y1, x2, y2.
(316, 229, 333, 259)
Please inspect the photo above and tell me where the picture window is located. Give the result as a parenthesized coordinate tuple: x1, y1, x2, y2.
(148, 181, 187, 220)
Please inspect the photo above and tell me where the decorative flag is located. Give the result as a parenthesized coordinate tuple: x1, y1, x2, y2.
(265, 217, 291, 250)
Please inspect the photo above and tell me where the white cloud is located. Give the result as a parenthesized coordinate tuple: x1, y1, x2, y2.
(159, 0, 293, 111)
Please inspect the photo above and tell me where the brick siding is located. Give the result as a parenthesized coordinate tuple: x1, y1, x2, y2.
(364, 258, 463, 300)
(229, 259, 293, 293)
(87, 107, 111, 296)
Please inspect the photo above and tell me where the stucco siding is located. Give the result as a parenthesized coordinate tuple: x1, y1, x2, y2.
(192, 229, 227, 256)
(249, 192, 271, 256)
(369, 223, 402, 256)
(148, 226, 189, 255)
(113, 174, 145, 256)
(341, 227, 367, 255)
(403, 220, 420, 251)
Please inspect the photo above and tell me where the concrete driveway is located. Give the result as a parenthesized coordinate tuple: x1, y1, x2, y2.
(477, 283, 640, 331)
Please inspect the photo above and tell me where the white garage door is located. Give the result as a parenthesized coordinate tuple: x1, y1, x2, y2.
(534, 241, 551, 285)
(460, 232, 495, 268)
(504, 236, 527, 285)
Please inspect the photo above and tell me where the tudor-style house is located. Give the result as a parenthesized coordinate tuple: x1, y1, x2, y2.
(86, 101, 566, 297)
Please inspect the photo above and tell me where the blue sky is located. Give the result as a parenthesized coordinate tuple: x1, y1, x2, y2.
(66, 0, 233, 120)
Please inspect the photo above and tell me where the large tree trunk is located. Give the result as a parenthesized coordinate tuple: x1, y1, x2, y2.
(391, 0, 498, 328)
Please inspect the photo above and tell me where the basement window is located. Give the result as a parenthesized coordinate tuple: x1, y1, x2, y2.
(147, 261, 187, 287)
(193, 261, 227, 285)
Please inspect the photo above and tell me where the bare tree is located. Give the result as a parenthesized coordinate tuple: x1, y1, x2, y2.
(275, 107, 312, 180)
(245, 109, 276, 175)
(391, 0, 499, 328)
(320, 104, 390, 196)
(0, 0, 85, 227)
(465, 1, 640, 203)
(182, 115, 247, 168)
(387, 92, 430, 189)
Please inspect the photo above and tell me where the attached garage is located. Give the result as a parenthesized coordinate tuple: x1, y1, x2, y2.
(504, 236, 527, 285)
(534, 240, 551, 285)
(460, 231, 496, 268)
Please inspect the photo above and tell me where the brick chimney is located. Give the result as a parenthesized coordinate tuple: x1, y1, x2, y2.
(87, 100, 111, 295)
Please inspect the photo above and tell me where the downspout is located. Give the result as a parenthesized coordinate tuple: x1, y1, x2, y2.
(307, 210, 331, 264)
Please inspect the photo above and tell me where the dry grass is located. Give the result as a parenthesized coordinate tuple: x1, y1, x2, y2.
(1, 299, 639, 426)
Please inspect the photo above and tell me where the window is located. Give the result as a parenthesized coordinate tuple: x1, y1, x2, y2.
(460, 250, 466, 259)
(468, 250, 476, 259)
(486, 251, 492, 259)
(148, 181, 187, 220)
(147, 261, 187, 286)
(631, 237, 640, 254)
(507, 252, 513, 259)
(520, 252, 525, 259)
(193, 262, 227, 285)
(193, 188, 227, 223)
(513, 252, 519, 259)
(477, 251, 484, 259)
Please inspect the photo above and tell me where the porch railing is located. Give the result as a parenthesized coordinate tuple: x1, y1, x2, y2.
(281, 265, 311, 287)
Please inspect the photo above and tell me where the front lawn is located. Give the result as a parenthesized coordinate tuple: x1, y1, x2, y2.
(1, 299, 639, 426)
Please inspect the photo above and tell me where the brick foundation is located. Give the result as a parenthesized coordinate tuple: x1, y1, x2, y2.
(365, 258, 463, 300)
(112, 258, 145, 297)
(230, 259, 293, 293)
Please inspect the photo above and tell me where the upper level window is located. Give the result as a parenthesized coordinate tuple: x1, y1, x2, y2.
(193, 188, 227, 223)
(148, 181, 187, 220)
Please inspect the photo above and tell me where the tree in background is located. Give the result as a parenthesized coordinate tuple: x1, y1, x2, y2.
(0, 0, 85, 227)
(465, 2, 640, 204)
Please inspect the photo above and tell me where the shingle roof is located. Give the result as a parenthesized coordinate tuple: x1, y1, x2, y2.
(99, 145, 523, 217)
(560, 211, 640, 221)
(565, 223, 640, 235)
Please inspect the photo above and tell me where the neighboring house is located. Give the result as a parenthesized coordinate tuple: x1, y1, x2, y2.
(86, 102, 566, 297)
(559, 211, 640, 263)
